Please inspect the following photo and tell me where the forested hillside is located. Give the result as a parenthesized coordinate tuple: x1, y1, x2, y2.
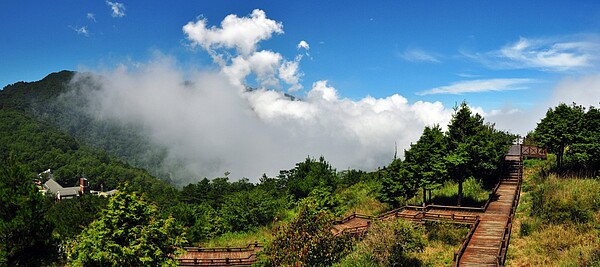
(1, 71, 187, 185)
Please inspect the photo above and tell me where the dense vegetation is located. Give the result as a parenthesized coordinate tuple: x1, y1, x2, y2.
(507, 158, 600, 266)
(0, 71, 187, 185)
(532, 103, 600, 173)
(506, 102, 600, 265)
(379, 102, 514, 207)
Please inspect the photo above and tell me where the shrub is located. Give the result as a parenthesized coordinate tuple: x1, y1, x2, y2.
(360, 220, 425, 267)
(257, 198, 353, 267)
(425, 221, 469, 245)
(530, 175, 600, 224)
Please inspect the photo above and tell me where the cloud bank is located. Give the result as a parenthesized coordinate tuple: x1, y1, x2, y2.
(70, 58, 453, 184)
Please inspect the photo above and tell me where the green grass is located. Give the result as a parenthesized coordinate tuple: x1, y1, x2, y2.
(507, 164, 600, 266)
(334, 221, 468, 267)
(335, 180, 389, 217)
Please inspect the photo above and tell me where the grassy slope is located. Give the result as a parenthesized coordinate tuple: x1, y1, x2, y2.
(507, 159, 600, 266)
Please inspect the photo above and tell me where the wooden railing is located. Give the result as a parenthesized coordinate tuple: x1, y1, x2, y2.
(423, 212, 479, 224)
(333, 212, 372, 225)
(179, 243, 262, 266)
(183, 242, 262, 253)
(521, 145, 547, 159)
(496, 180, 521, 266)
(452, 217, 481, 266)
(179, 254, 257, 266)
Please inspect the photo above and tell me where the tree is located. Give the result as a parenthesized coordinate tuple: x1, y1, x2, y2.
(534, 103, 584, 168)
(569, 105, 600, 172)
(68, 188, 186, 266)
(0, 160, 56, 266)
(378, 159, 416, 207)
(45, 195, 107, 247)
(445, 102, 485, 206)
(403, 125, 447, 205)
(220, 188, 278, 232)
(258, 199, 352, 266)
(280, 156, 339, 199)
(169, 202, 225, 244)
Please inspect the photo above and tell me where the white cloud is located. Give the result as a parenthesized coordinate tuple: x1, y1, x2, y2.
(106, 1, 126, 18)
(69, 58, 456, 185)
(279, 58, 303, 92)
(183, 10, 303, 92)
(70, 25, 90, 37)
(484, 73, 600, 136)
(417, 78, 535, 95)
(551, 73, 600, 107)
(399, 48, 440, 63)
(87, 13, 96, 22)
(183, 9, 283, 56)
(469, 36, 600, 72)
(297, 40, 310, 50)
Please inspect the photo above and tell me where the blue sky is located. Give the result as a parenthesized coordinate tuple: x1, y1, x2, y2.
(3, 1, 600, 179)
(3, 1, 600, 109)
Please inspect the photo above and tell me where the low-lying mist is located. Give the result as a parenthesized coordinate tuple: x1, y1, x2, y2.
(68, 58, 453, 185)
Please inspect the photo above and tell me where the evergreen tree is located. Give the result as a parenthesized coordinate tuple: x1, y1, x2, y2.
(534, 103, 584, 168)
(569, 105, 600, 171)
(445, 102, 485, 206)
(403, 125, 447, 205)
(280, 156, 338, 199)
(0, 160, 56, 266)
(378, 159, 416, 207)
(68, 188, 185, 266)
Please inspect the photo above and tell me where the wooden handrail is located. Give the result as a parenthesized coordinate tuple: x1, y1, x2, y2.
(452, 217, 480, 266)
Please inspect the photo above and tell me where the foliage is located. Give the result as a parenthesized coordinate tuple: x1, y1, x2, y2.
(529, 174, 600, 224)
(258, 198, 353, 267)
(424, 221, 469, 245)
(45, 195, 107, 242)
(507, 165, 600, 266)
(279, 156, 339, 199)
(421, 177, 490, 207)
(335, 180, 388, 217)
(378, 159, 415, 207)
(168, 202, 225, 244)
(180, 177, 254, 209)
(533, 103, 585, 168)
(68, 188, 186, 267)
(568, 105, 600, 172)
(444, 102, 512, 205)
(0, 160, 56, 266)
(403, 125, 447, 205)
(220, 188, 279, 232)
(0, 109, 177, 206)
(351, 220, 425, 267)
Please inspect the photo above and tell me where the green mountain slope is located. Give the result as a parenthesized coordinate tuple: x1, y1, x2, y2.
(1, 71, 187, 185)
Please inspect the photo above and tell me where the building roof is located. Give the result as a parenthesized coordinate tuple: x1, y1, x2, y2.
(43, 178, 63, 193)
(44, 179, 80, 198)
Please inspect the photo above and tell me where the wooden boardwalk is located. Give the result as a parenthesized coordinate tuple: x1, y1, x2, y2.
(454, 147, 523, 266)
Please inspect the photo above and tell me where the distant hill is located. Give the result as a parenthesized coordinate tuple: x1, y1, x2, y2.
(0, 71, 191, 185)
